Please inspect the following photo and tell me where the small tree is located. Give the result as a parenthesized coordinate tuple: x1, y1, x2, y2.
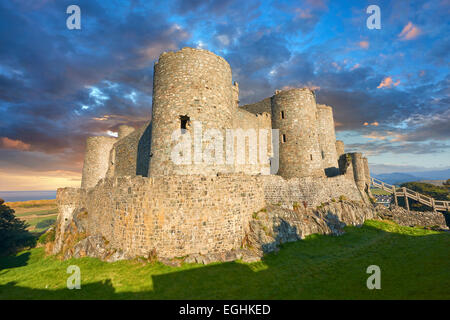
(0, 199, 35, 256)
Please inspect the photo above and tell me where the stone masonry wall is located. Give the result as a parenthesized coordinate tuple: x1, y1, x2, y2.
(240, 97, 272, 115)
(56, 172, 368, 259)
(231, 108, 272, 175)
(260, 174, 365, 208)
(106, 122, 152, 178)
(57, 174, 266, 259)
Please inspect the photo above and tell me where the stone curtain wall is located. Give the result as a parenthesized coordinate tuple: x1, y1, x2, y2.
(240, 97, 272, 114)
(55, 172, 368, 259)
(231, 108, 272, 175)
(260, 174, 365, 208)
(56, 174, 266, 258)
(106, 122, 152, 178)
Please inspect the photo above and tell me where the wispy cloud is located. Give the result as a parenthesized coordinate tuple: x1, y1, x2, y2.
(398, 22, 421, 40)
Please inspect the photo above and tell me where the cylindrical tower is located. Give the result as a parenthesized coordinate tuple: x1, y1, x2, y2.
(149, 48, 235, 176)
(271, 88, 323, 179)
(317, 104, 339, 176)
(81, 136, 117, 189)
(350, 152, 367, 191)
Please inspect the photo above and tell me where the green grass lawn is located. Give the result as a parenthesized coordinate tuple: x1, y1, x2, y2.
(0, 220, 449, 300)
(370, 188, 391, 196)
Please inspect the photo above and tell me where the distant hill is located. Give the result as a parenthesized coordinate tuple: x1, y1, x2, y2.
(372, 169, 450, 185)
(419, 180, 446, 186)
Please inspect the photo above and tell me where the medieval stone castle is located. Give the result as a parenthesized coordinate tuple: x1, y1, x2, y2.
(53, 48, 372, 262)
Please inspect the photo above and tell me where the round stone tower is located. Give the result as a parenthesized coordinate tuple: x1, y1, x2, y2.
(317, 104, 339, 176)
(149, 47, 235, 176)
(81, 136, 117, 189)
(271, 88, 323, 179)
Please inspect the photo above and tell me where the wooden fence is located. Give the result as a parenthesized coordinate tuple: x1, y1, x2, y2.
(370, 177, 450, 212)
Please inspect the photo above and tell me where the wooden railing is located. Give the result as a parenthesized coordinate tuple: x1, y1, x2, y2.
(370, 177, 450, 212)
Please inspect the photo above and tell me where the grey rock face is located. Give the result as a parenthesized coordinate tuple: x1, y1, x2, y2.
(376, 205, 448, 230)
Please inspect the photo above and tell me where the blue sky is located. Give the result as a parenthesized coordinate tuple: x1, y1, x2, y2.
(0, 0, 449, 190)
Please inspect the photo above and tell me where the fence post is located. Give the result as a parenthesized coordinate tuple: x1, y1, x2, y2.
(402, 187, 409, 211)
(431, 198, 436, 213)
(393, 186, 398, 206)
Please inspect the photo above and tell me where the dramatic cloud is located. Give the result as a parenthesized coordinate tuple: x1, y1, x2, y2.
(0, 0, 449, 190)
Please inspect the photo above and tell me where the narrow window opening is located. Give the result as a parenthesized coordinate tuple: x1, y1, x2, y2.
(281, 111, 285, 119)
(282, 134, 287, 143)
(180, 115, 190, 133)
(321, 151, 325, 159)
(310, 154, 313, 161)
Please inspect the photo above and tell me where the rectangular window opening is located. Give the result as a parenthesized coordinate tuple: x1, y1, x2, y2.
(180, 115, 190, 132)
(281, 111, 285, 119)
(282, 134, 287, 143)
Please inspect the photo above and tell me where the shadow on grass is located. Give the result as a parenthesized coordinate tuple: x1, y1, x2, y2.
(0, 223, 449, 300)
(0, 252, 30, 272)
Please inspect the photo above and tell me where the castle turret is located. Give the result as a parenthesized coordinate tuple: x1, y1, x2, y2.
(335, 140, 345, 158)
(118, 125, 135, 139)
(317, 104, 339, 176)
(81, 136, 117, 189)
(338, 152, 370, 195)
(149, 48, 234, 176)
(271, 88, 323, 179)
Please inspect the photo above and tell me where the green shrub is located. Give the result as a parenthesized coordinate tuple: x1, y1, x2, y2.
(38, 228, 56, 244)
(0, 199, 36, 256)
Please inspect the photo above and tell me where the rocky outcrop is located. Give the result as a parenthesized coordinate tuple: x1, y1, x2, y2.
(244, 200, 377, 256)
(375, 205, 448, 230)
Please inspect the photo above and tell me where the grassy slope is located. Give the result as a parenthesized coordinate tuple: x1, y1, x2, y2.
(0, 220, 449, 300)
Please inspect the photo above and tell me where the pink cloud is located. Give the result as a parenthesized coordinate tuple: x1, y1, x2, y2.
(358, 41, 369, 49)
(0, 137, 31, 151)
(398, 22, 421, 40)
(377, 76, 400, 89)
(350, 63, 360, 71)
